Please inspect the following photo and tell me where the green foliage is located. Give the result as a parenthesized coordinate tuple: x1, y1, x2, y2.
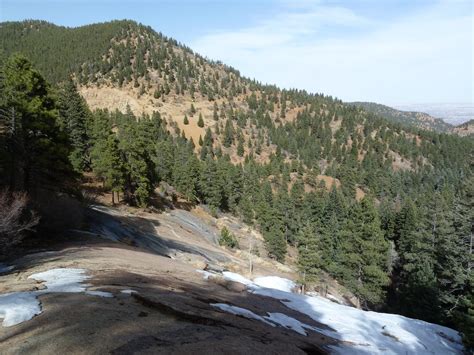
(197, 113, 204, 127)
(297, 222, 322, 284)
(0, 20, 129, 83)
(58, 78, 91, 172)
(339, 197, 390, 306)
(2, 21, 474, 346)
(0, 54, 74, 191)
(219, 226, 238, 248)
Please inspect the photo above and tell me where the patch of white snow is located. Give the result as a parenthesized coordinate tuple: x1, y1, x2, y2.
(211, 303, 275, 326)
(250, 284, 464, 354)
(0, 268, 114, 327)
(264, 312, 319, 336)
(0, 292, 41, 327)
(253, 276, 295, 292)
(85, 290, 114, 298)
(29, 268, 89, 293)
(222, 271, 252, 285)
(213, 271, 464, 353)
(120, 289, 137, 295)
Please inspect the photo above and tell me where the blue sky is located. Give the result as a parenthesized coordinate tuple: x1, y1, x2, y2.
(1, 0, 472, 105)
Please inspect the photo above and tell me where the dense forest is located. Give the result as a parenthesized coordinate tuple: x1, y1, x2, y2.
(0, 20, 472, 347)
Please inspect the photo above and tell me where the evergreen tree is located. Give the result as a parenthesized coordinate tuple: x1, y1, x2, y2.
(0, 54, 73, 192)
(237, 138, 245, 157)
(58, 77, 91, 172)
(197, 113, 204, 127)
(91, 133, 125, 203)
(297, 222, 322, 285)
(340, 197, 390, 306)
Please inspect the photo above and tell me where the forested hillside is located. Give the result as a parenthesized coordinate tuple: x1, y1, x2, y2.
(1, 20, 473, 347)
(350, 101, 454, 133)
(454, 119, 474, 137)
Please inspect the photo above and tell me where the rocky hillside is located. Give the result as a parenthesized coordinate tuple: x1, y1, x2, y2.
(2, 20, 470, 174)
(350, 101, 454, 133)
(1, 19, 473, 350)
(453, 119, 474, 137)
(0, 202, 464, 354)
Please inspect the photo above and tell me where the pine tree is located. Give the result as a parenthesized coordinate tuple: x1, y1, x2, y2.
(340, 197, 390, 306)
(223, 119, 234, 147)
(0, 54, 73, 192)
(58, 77, 91, 172)
(213, 102, 219, 121)
(237, 138, 245, 157)
(197, 113, 204, 127)
(183, 114, 189, 125)
(297, 222, 322, 285)
(91, 133, 125, 203)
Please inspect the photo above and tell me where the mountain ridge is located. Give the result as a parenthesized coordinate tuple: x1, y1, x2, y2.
(349, 101, 455, 133)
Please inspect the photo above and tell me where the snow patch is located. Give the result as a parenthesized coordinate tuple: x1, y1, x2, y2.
(211, 303, 275, 326)
(120, 289, 137, 295)
(264, 312, 319, 336)
(211, 303, 321, 336)
(85, 290, 114, 298)
(250, 280, 464, 354)
(30, 268, 89, 293)
(215, 272, 464, 354)
(0, 268, 114, 327)
(222, 271, 252, 285)
(0, 292, 41, 327)
(253, 276, 295, 292)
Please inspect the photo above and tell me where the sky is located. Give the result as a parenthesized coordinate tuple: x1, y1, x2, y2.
(1, 0, 473, 106)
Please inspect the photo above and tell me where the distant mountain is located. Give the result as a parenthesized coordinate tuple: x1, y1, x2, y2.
(394, 103, 473, 126)
(453, 119, 474, 137)
(350, 101, 453, 133)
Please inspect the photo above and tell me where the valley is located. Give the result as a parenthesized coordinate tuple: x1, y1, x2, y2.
(0, 17, 472, 354)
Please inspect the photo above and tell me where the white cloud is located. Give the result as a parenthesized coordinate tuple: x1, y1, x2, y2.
(191, 0, 473, 104)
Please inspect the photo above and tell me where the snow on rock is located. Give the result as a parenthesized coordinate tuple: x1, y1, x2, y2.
(253, 276, 295, 292)
(211, 304, 322, 336)
(264, 312, 320, 336)
(248, 279, 464, 354)
(211, 303, 275, 327)
(85, 290, 114, 298)
(29, 268, 89, 293)
(222, 271, 253, 285)
(0, 292, 41, 327)
(120, 289, 137, 295)
(215, 272, 464, 354)
(0, 268, 114, 327)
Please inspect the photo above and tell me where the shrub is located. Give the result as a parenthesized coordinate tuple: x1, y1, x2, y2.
(219, 226, 238, 249)
(0, 189, 38, 251)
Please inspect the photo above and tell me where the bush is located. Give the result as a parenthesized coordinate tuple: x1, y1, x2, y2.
(219, 226, 238, 249)
(0, 189, 39, 251)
